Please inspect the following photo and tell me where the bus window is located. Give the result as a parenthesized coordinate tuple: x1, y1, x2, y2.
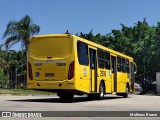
(98, 59, 105, 68)
(77, 41, 89, 66)
(122, 58, 126, 73)
(117, 56, 122, 72)
(104, 52, 110, 69)
(126, 59, 129, 73)
(98, 49, 105, 68)
(89, 49, 96, 69)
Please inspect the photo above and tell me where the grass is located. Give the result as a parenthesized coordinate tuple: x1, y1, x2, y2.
(0, 88, 56, 96)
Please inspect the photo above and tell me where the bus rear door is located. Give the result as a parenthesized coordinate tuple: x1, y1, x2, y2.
(111, 56, 117, 92)
(89, 46, 97, 92)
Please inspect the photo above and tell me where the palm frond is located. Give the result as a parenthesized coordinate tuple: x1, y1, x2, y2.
(4, 35, 21, 49)
(21, 15, 32, 27)
(2, 20, 19, 38)
(29, 24, 40, 35)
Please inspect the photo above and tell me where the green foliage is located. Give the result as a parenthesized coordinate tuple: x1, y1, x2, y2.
(0, 69, 9, 88)
(0, 50, 26, 88)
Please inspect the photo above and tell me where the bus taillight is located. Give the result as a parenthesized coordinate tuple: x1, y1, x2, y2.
(28, 62, 33, 80)
(68, 61, 74, 80)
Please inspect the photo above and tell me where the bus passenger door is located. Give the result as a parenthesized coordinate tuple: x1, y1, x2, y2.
(111, 56, 117, 92)
(89, 47, 97, 92)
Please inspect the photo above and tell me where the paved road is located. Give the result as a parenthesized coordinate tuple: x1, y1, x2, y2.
(0, 94, 159, 119)
(0, 94, 160, 111)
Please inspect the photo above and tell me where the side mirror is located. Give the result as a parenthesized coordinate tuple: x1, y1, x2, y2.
(134, 63, 137, 74)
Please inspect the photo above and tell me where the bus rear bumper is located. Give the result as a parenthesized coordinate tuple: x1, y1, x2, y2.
(27, 80, 75, 90)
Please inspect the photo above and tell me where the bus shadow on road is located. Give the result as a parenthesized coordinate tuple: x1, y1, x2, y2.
(8, 95, 124, 103)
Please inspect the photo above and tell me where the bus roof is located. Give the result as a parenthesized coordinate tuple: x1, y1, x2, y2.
(30, 34, 133, 60)
(30, 34, 71, 39)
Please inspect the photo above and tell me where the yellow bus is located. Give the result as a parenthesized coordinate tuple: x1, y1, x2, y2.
(27, 34, 137, 101)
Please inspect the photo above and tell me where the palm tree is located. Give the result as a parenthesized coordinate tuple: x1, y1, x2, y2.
(2, 15, 40, 51)
(2, 15, 40, 87)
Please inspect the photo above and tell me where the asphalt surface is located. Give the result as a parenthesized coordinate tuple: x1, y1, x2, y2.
(0, 94, 159, 120)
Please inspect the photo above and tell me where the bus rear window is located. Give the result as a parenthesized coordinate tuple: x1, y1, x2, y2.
(30, 37, 71, 58)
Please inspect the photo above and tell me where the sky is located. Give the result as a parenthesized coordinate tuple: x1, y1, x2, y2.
(0, 0, 160, 50)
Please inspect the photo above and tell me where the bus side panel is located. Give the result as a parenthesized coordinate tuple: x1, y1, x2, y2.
(97, 69, 112, 93)
(106, 70, 112, 93)
(117, 72, 127, 92)
(75, 64, 90, 93)
(73, 38, 90, 93)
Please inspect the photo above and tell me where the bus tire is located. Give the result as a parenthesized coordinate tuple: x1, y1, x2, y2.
(97, 82, 105, 100)
(122, 85, 129, 98)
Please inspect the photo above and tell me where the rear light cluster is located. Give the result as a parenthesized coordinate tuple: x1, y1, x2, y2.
(28, 62, 33, 80)
(68, 61, 74, 80)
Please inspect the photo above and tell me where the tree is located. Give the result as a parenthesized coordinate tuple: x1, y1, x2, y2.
(0, 69, 9, 88)
(2, 15, 40, 87)
(0, 44, 9, 88)
(2, 15, 40, 51)
(3, 50, 26, 88)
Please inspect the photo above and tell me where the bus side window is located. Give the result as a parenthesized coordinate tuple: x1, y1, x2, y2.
(117, 56, 122, 72)
(122, 58, 126, 73)
(98, 49, 105, 68)
(77, 41, 89, 66)
(126, 59, 129, 73)
(111, 57, 114, 73)
(104, 52, 110, 69)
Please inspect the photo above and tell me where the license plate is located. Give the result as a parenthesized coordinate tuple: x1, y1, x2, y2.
(45, 73, 54, 77)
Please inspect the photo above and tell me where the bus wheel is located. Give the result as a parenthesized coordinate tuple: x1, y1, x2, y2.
(58, 92, 74, 102)
(122, 85, 129, 98)
(97, 82, 105, 100)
